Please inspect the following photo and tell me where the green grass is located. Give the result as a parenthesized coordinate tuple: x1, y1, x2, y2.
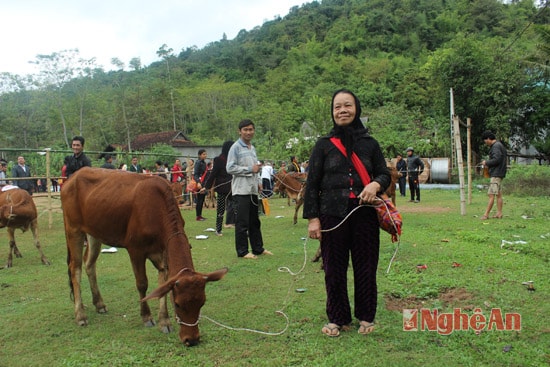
(0, 190, 548, 367)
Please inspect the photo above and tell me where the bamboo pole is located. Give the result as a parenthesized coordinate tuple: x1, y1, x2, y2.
(467, 118, 472, 205)
(453, 115, 466, 215)
(45, 148, 53, 229)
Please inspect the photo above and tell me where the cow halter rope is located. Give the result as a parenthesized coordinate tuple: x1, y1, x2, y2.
(169, 263, 290, 336)
(324, 199, 400, 274)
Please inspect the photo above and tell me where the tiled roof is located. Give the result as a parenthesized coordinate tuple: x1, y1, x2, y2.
(130, 131, 196, 151)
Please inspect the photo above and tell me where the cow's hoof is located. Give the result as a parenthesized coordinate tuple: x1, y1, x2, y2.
(144, 319, 156, 327)
(42, 259, 51, 265)
(78, 319, 89, 326)
(160, 325, 172, 334)
(97, 307, 108, 314)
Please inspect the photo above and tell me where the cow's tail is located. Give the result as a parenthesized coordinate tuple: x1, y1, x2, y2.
(67, 246, 75, 301)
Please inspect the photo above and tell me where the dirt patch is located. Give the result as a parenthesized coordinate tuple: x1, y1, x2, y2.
(385, 287, 475, 311)
(397, 204, 452, 214)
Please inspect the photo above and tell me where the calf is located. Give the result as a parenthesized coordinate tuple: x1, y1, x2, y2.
(0, 187, 50, 268)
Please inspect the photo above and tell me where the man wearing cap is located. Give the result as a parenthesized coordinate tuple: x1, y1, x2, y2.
(406, 147, 424, 203)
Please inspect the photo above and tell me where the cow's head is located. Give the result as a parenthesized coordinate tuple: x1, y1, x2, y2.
(142, 267, 228, 346)
(0, 204, 16, 228)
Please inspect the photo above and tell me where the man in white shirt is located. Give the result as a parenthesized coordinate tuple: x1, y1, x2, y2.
(260, 161, 274, 198)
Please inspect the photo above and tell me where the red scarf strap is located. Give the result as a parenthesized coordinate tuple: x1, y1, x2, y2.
(329, 137, 371, 186)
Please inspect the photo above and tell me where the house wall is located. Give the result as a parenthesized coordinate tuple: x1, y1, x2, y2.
(175, 145, 223, 163)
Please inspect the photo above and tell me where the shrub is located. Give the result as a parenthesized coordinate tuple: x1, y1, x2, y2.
(504, 163, 550, 196)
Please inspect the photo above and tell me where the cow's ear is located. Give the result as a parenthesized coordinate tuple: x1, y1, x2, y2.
(141, 279, 176, 302)
(204, 267, 229, 282)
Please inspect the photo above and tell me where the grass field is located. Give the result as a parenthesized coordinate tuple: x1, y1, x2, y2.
(0, 188, 548, 367)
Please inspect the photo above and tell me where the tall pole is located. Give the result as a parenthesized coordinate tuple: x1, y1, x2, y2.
(45, 148, 53, 229)
(467, 118, 472, 205)
(450, 88, 455, 168)
(453, 115, 466, 215)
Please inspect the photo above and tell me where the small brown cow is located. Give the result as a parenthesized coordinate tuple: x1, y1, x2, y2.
(61, 168, 227, 346)
(385, 165, 400, 206)
(273, 171, 306, 224)
(0, 187, 50, 268)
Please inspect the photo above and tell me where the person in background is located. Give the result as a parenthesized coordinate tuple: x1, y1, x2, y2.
(12, 156, 35, 195)
(128, 157, 142, 173)
(480, 130, 507, 220)
(0, 160, 8, 187)
(194, 149, 208, 221)
(155, 160, 167, 179)
(204, 140, 236, 236)
(171, 159, 184, 182)
(287, 156, 301, 173)
(184, 158, 195, 206)
(260, 160, 274, 198)
(226, 119, 272, 259)
(405, 147, 424, 203)
(101, 154, 116, 169)
(65, 136, 92, 179)
(303, 89, 390, 337)
(395, 153, 407, 197)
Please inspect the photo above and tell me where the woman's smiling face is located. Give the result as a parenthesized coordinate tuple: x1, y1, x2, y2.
(332, 92, 356, 127)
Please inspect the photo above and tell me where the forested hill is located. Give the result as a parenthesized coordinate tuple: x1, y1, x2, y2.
(1, 0, 549, 163)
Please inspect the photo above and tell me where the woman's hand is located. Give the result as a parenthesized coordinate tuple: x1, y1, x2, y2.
(308, 218, 322, 241)
(358, 182, 381, 204)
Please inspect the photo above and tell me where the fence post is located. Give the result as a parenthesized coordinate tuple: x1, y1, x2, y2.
(45, 148, 53, 229)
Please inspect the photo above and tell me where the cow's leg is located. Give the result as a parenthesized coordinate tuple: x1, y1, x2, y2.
(293, 195, 304, 225)
(29, 219, 50, 265)
(312, 245, 322, 263)
(6, 227, 22, 268)
(66, 230, 88, 326)
(128, 253, 155, 328)
(149, 253, 172, 334)
(85, 236, 107, 314)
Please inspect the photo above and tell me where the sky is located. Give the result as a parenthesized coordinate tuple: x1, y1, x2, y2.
(0, 0, 307, 75)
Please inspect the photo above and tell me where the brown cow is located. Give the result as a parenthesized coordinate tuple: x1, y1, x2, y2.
(61, 167, 227, 346)
(273, 171, 306, 224)
(385, 165, 400, 206)
(170, 181, 185, 204)
(0, 188, 50, 268)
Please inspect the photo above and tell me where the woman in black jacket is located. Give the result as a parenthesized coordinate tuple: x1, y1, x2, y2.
(303, 89, 390, 337)
(204, 141, 235, 235)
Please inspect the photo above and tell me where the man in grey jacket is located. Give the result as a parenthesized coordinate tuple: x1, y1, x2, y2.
(480, 131, 507, 220)
(226, 119, 272, 259)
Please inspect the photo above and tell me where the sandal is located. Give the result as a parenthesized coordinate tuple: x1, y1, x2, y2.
(492, 214, 503, 219)
(242, 253, 257, 259)
(321, 323, 351, 337)
(358, 321, 375, 335)
(480, 215, 489, 220)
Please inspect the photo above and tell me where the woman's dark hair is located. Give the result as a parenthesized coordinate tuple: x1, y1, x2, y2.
(221, 140, 234, 157)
